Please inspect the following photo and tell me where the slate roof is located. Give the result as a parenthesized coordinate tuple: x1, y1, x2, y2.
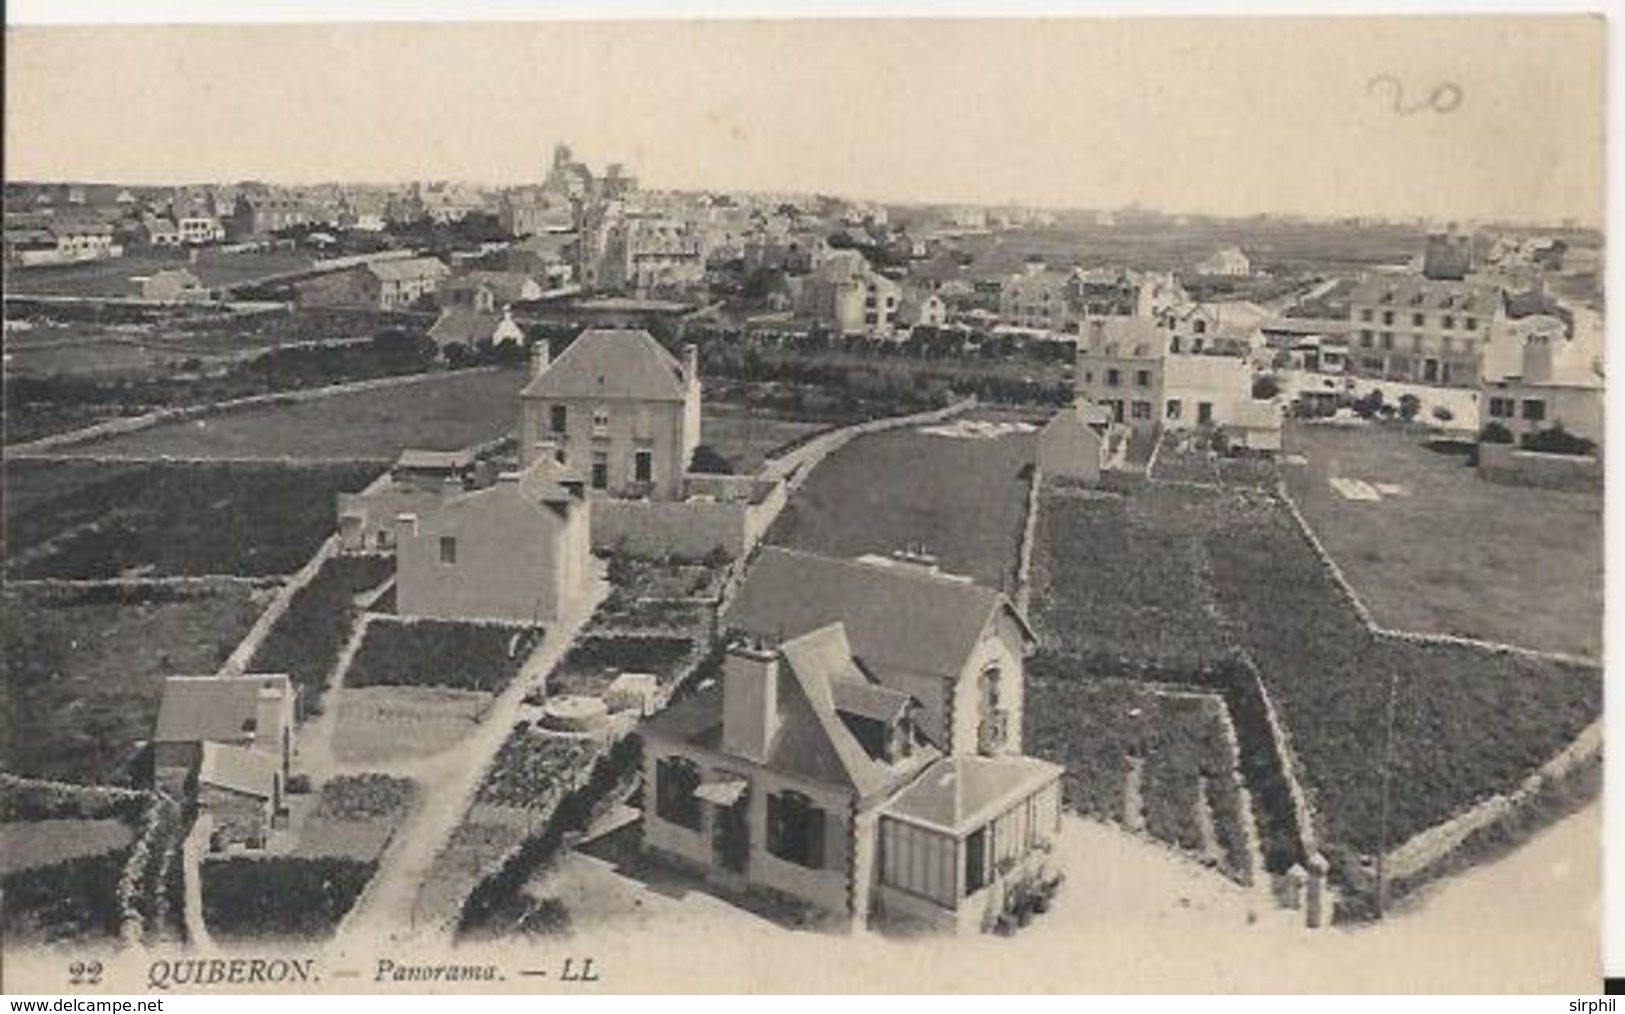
(1348, 275, 1501, 315)
(154, 674, 291, 744)
(723, 547, 1033, 687)
(395, 448, 476, 473)
(643, 623, 937, 800)
(521, 328, 688, 403)
(368, 256, 450, 283)
(428, 307, 513, 347)
(198, 742, 278, 799)
(882, 754, 1062, 834)
(443, 271, 536, 304)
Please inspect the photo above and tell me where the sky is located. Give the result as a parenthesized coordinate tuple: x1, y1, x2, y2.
(3, 16, 1605, 224)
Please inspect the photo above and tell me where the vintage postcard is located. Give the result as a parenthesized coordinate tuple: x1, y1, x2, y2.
(0, 13, 1606, 994)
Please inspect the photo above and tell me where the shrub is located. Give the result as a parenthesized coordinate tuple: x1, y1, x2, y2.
(2, 850, 130, 943)
(249, 555, 393, 707)
(1431, 405, 1455, 424)
(345, 619, 542, 693)
(1478, 421, 1514, 445)
(1351, 389, 1385, 420)
(1521, 424, 1595, 457)
(1397, 393, 1422, 422)
(1251, 374, 1280, 400)
(689, 444, 735, 475)
(200, 857, 376, 939)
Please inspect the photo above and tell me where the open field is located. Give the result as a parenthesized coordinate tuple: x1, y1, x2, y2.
(344, 619, 542, 694)
(765, 421, 1036, 593)
(2, 583, 269, 785)
(699, 404, 831, 474)
(0, 818, 136, 876)
(53, 366, 527, 460)
(3, 248, 316, 298)
(330, 686, 490, 767)
(5, 459, 383, 579)
(548, 634, 700, 697)
(1282, 421, 1602, 659)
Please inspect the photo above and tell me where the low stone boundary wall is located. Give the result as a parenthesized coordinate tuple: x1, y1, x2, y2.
(1478, 442, 1602, 492)
(7, 366, 502, 456)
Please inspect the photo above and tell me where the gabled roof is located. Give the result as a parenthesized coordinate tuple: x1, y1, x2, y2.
(883, 754, 1062, 834)
(643, 623, 937, 800)
(395, 447, 476, 472)
(198, 742, 278, 799)
(368, 256, 449, 283)
(440, 454, 584, 515)
(443, 270, 537, 304)
(154, 674, 291, 744)
(724, 547, 1033, 687)
(428, 307, 519, 347)
(521, 328, 688, 402)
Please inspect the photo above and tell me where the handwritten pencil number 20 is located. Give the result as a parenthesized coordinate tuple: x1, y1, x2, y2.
(1368, 75, 1463, 115)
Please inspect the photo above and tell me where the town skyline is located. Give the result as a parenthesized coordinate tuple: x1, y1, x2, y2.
(4, 18, 1605, 227)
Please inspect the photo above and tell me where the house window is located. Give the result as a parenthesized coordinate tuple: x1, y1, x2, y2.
(767, 790, 826, 869)
(977, 667, 1006, 754)
(1360, 330, 1374, 348)
(1193, 320, 1207, 335)
(549, 405, 568, 435)
(1135, 370, 1152, 388)
(1522, 399, 1547, 422)
(1411, 312, 1425, 327)
(634, 449, 653, 484)
(1380, 333, 1393, 350)
(1465, 316, 1479, 331)
(1382, 311, 1394, 326)
(1106, 369, 1121, 388)
(592, 405, 610, 435)
(654, 756, 703, 831)
(438, 537, 457, 565)
(1198, 402, 1214, 425)
(1166, 399, 1182, 420)
(965, 827, 990, 895)
(591, 450, 608, 490)
(1489, 397, 1514, 419)
(1442, 315, 1455, 330)
(1131, 400, 1152, 421)
(1360, 309, 1373, 322)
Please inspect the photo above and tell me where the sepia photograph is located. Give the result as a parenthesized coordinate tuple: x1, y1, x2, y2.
(0, 5, 1609, 996)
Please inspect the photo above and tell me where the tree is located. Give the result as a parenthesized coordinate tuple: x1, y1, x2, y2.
(1398, 393, 1422, 422)
(1521, 424, 1596, 457)
(1351, 388, 1385, 420)
(1252, 374, 1281, 400)
(689, 444, 734, 475)
(1431, 405, 1455, 424)
(1479, 421, 1514, 445)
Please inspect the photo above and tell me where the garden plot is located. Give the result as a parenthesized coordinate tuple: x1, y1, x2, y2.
(330, 686, 491, 767)
(1024, 670, 1256, 885)
(547, 635, 700, 698)
(3, 582, 269, 785)
(201, 856, 376, 941)
(293, 774, 416, 862)
(5, 459, 383, 580)
(766, 422, 1036, 594)
(343, 618, 542, 694)
(0, 819, 135, 876)
(248, 554, 394, 709)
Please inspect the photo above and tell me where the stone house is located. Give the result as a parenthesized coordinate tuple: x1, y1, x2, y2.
(1036, 402, 1110, 484)
(394, 452, 592, 625)
(294, 256, 450, 310)
(797, 250, 902, 334)
(518, 329, 701, 500)
(338, 448, 485, 553)
(643, 588, 1062, 932)
(140, 267, 209, 303)
(153, 674, 295, 848)
(722, 547, 1036, 759)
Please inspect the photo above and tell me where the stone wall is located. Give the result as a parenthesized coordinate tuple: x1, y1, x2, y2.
(1477, 442, 1602, 492)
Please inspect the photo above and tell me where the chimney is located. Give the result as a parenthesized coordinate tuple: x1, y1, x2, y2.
(1521, 332, 1555, 383)
(395, 512, 419, 539)
(253, 681, 285, 765)
(721, 641, 781, 764)
(683, 342, 699, 385)
(530, 338, 551, 380)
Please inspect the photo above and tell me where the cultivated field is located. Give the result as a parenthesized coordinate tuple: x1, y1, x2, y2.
(55, 366, 527, 460)
(3, 248, 315, 298)
(330, 686, 491, 767)
(5, 459, 383, 580)
(344, 619, 542, 694)
(766, 421, 1037, 593)
(1282, 421, 1603, 659)
(248, 555, 394, 705)
(2, 583, 270, 785)
(1026, 477, 1602, 907)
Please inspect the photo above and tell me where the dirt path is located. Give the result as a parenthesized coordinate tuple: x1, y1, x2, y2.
(330, 561, 608, 953)
(180, 816, 215, 951)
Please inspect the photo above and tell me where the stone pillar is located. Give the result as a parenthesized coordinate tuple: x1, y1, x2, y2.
(1281, 863, 1307, 910)
(1305, 852, 1330, 929)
